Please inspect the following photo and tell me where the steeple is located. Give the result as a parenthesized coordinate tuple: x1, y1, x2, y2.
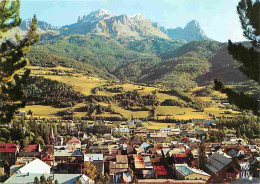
(49, 125, 55, 145)
(197, 141, 206, 170)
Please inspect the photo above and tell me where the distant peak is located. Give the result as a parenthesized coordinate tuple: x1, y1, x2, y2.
(78, 9, 115, 23)
(127, 13, 145, 19)
(89, 9, 115, 17)
(185, 20, 201, 28)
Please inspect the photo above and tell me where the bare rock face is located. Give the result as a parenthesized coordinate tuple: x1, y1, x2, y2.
(21, 19, 59, 31)
(62, 9, 169, 39)
(20, 10, 211, 41)
(165, 20, 210, 41)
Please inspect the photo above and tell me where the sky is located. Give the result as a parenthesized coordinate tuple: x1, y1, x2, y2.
(20, 0, 246, 42)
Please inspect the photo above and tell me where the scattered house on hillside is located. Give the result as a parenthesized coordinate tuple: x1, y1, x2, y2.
(175, 164, 210, 181)
(160, 127, 172, 135)
(4, 173, 94, 184)
(112, 127, 130, 136)
(16, 158, 51, 174)
(205, 120, 216, 127)
(192, 119, 206, 127)
(15, 111, 26, 116)
(0, 143, 19, 165)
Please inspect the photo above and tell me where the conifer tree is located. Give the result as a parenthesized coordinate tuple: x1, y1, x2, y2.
(0, 0, 39, 124)
(228, 0, 260, 83)
(215, 0, 260, 115)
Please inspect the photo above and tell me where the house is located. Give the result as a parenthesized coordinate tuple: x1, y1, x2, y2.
(142, 170, 155, 179)
(109, 155, 128, 176)
(191, 119, 206, 127)
(175, 164, 210, 181)
(205, 120, 216, 127)
(66, 137, 81, 150)
(147, 133, 167, 143)
(239, 162, 250, 179)
(18, 144, 42, 158)
(144, 156, 153, 169)
(153, 165, 167, 178)
(119, 136, 130, 144)
(84, 154, 104, 174)
(54, 146, 83, 164)
(15, 111, 26, 116)
(0, 143, 19, 165)
(4, 173, 94, 184)
(112, 127, 130, 136)
(205, 152, 240, 183)
(173, 154, 188, 164)
(160, 127, 172, 135)
(41, 154, 54, 166)
(55, 136, 64, 146)
(16, 158, 51, 174)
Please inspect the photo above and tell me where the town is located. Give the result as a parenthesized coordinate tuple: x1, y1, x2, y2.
(1, 0, 260, 183)
(0, 115, 260, 183)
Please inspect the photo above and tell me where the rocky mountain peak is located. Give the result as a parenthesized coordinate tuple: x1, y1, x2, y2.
(77, 9, 115, 23)
(20, 19, 59, 31)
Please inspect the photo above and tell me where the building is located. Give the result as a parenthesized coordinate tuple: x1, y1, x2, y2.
(205, 153, 240, 183)
(18, 144, 42, 158)
(84, 154, 104, 174)
(175, 164, 210, 181)
(4, 173, 94, 184)
(0, 143, 19, 165)
(191, 119, 206, 127)
(109, 155, 128, 176)
(160, 127, 172, 134)
(66, 137, 81, 150)
(16, 158, 51, 174)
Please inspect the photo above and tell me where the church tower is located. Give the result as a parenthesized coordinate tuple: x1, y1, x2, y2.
(49, 125, 55, 145)
(197, 141, 206, 170)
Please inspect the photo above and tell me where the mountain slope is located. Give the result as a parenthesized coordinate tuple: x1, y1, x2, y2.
(197, 47, 249, 84)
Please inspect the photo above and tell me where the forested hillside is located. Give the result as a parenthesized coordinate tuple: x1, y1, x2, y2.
(26, 34, 253, 93)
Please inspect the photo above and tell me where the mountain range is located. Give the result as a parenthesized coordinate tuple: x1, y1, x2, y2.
(21, 9, 210, 41)
(19, 9, 254, 94)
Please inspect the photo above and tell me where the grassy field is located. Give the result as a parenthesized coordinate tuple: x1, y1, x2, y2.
(155, 106, 211, 120)
(21, 105, 69, 117)
(142, 121, 176, 130)
(45, 75, 107, 96)
(204, 107, 239, 117)
(19, 66, 241, 121)
(157, 92, 180, 102)
(113, 105, 150, 119)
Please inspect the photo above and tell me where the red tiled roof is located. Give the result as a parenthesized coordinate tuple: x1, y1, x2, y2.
(24, 144, 38, 152)
(186, 149, 191, 154)
(67, 137, 81, 144)
(173, 154, 187, 158)
(0, 143, 18, 153)
(154, 165, 167, 176)
(42, 154, 54, 161)
(181, 137, 190, 142)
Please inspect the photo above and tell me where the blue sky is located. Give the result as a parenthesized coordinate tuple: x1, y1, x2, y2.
(20, 0, 246, 42)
